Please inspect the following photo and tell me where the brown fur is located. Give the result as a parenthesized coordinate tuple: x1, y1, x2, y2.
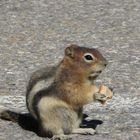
(0, 45, 113, 138)
(53, 45, 108, 108)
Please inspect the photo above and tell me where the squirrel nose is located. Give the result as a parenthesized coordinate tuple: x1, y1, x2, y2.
(104, 60, 108, 66)
(99, 60, 108, 67)
(101, 60, 108, 67)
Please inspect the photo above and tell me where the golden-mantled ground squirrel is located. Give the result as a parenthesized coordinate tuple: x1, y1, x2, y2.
(0, 45, 113, 139)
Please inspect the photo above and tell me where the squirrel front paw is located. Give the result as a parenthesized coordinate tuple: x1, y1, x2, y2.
(94, 85, 113, 104)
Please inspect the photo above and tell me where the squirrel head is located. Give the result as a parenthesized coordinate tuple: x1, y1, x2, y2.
(63, 45, 108, 81)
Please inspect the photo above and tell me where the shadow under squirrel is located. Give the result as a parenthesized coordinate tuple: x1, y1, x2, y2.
(0, 45, 113, 139)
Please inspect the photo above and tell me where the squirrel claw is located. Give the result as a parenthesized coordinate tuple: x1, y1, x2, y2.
(94, 93, 107, 101)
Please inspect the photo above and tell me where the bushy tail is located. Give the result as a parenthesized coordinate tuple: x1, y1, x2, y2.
(0, 110, 20, 122)
(0, 108, 39, 135)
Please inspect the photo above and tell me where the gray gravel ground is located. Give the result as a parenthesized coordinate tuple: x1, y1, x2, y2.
(0, 0, 140, 140)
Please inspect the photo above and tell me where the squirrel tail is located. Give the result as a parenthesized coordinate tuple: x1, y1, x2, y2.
(0, 107, 39, 134)
(0, 110, 19, 122)
(0, 106, 24, 122)
(0, 109, 50, 137)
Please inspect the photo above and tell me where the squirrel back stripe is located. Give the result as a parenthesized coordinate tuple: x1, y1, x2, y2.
(27, 77, 54, 118)
(0, 45, 113, 138)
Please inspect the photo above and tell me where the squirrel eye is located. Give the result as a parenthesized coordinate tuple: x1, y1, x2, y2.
(83, 53, 94, 62)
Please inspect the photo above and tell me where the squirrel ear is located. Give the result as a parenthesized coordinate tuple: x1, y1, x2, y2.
(65, 44, 78, 58)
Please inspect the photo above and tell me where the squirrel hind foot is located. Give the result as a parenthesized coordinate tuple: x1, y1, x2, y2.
(72, 128, 96, 135)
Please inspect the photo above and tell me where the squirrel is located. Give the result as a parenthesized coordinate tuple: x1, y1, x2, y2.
(0, 45, 113, 139)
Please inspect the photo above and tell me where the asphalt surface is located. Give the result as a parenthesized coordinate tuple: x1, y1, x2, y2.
(0, 0, 140, 140)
